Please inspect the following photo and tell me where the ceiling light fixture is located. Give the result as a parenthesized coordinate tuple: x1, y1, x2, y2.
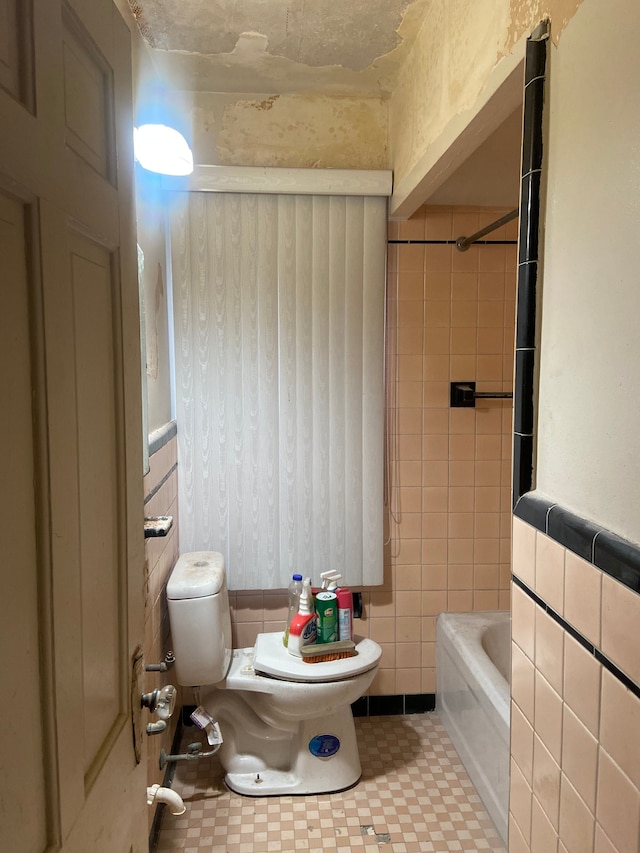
(133, 123, 194, 176)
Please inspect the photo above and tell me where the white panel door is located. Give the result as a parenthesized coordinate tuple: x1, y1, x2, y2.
(0, 2, 147, 851)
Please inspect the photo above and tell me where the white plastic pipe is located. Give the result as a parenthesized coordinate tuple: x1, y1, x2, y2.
(147, 784, 186, 815)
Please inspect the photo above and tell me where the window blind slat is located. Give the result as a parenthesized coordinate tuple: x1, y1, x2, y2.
(172, 191, 386, 589)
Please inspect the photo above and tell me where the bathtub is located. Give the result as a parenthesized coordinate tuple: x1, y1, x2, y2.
(436, 611, 510, 844)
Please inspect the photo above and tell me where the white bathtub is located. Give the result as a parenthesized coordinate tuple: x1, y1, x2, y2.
(436, 611, 511, 844)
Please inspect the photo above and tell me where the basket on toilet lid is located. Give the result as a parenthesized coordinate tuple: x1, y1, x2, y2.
(253, 632, 381, 683)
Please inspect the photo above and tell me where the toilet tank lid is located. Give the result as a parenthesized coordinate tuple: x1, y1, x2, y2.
(167, 551, 226, 599)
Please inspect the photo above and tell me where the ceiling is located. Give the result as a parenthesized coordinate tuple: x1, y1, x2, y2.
(429, 107, 523, 208)
(128, 0, 523, 207)
(128, 0, 432, 96)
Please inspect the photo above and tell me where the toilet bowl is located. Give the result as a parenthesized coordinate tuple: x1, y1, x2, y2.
(166, 551, 381, 796)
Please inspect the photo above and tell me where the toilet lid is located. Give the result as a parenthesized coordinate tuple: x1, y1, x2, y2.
(253, 632, 381, 683)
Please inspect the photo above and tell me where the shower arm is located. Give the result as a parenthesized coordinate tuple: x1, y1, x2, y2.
(455, 208, 518, 252)
(450, 382, 513, 408)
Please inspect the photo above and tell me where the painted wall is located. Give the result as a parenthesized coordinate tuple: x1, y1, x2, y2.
(185, 92, 388, 170)
(389, 0, 585, 194)
(508, 1, 640, 852)
(117, 0, 174, 432)
(535, 0, 640, 543)
(136, 183, 172, 433)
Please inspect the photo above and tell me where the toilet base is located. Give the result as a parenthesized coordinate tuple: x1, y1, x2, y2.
(224, 706, 362, 796)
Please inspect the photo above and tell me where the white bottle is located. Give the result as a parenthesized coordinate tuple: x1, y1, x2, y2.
(283, 573, 303, 647)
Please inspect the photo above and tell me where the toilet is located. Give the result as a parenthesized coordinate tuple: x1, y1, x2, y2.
(166, 551, 382, 796)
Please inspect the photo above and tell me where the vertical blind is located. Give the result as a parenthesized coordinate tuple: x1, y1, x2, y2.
(171, 192, 386, 589)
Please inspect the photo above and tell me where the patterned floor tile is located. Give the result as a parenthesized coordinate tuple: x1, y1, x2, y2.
(154, 713, 506, 852)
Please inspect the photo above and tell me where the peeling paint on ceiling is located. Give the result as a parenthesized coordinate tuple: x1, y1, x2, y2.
(129, 0, 433, 95)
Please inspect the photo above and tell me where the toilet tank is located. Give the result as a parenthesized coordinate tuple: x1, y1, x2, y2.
(166, 551, 233, 687)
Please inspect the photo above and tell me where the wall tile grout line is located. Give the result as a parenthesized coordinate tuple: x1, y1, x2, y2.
(592, 529, 602, 566)
(512, 573, 640, 701)
(524, 73, 546, 88)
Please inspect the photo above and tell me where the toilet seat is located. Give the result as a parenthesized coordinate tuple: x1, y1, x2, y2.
(252, 632, 380, 683)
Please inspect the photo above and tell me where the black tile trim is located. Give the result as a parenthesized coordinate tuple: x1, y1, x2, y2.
(512, 434, 534, 508)
(512, 575, 640, 701)
(514, 492, 640, 597)
(514, 491, 555, 530)
(515, 261, 538, 350)
(521, 167, 543, 181)
(547, 505, 600, 562)
(524, 73, 546, 88)
(594, 530, 640, 594)
(513, 575, 594, 654)
(387, 240, 517, 246)
(524, 36, 547, 85)
(144, 462, 178, 506)
(351, 696, 370, 717)
(352, 693, 436, 717)
(513, 349, 535, 435)
(405, 693, 437, 714)
(148, 420, 177, 456)
(512, 28, 545, 504)
(187, 693, 436, 721)
(595, 649, 640, 698)
(518, 170, 541, 264)
(368, 694, 405, 716)
(521, 77, 545, 174)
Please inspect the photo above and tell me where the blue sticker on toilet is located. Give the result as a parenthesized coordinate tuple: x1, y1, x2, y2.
(308, 734, 340, 758)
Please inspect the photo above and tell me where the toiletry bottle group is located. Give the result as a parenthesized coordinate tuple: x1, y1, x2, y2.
(285, 571, 354, 656)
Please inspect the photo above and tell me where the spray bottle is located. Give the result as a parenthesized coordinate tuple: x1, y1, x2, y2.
(287, 578, 317, 656)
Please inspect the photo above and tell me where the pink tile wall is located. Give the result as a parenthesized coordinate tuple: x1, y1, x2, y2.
(510, 517, 640, 853)
(143, 434, 179, 826)
(227, 205, 517, 696)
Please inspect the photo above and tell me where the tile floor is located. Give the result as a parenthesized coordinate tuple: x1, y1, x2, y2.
(154, 712, 506, 852)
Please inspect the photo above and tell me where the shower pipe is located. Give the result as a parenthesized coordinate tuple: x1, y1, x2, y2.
(455, 208, 519, 252)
